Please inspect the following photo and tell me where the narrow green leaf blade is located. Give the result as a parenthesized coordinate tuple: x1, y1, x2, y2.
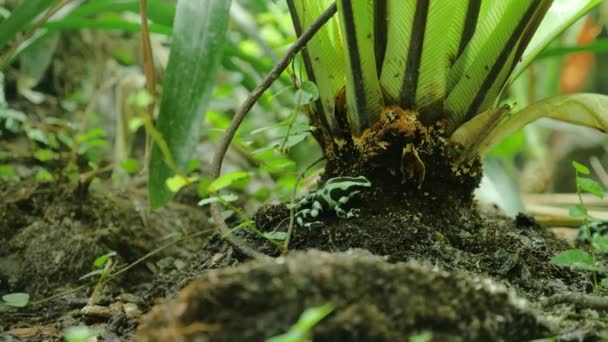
(510, 0, 603, 82)
(148, 0, 231, 209)
(287, 0, 345, 136)
(379, 1, 416, 105)
(447, 1, 484, 65)
(451, 93, 608, 158)
(414, 0, 460, 123)
(445, 0, 551, 133)
(337, 0, 384, 135)
(208, 171, 250, 193)
(0, 0, 60, 51)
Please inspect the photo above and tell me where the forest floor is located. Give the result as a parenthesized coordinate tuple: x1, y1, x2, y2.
(1, 178, 607, 341)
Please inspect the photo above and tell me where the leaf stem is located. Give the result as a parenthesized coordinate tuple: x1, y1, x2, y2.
(576, 169, 598, 291)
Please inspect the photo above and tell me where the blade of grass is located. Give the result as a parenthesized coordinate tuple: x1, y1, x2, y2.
(0, 0, 60, 50)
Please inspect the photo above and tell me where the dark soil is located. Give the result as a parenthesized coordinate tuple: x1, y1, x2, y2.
(1, 177, 607, 341)
(137, 250, 549, 342)
(0, 180, 210, 340)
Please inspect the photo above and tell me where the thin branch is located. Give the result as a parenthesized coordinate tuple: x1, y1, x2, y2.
(543, 292, 608, 310)
(209, 2, 337, 259)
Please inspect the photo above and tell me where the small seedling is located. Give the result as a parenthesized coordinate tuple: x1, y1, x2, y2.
(550, 161, 606, 290)
(267, 303, 334, 342)
(80, 251, 117, 305)
(64, 326, 104, 342)
(409, 331, 433, 342)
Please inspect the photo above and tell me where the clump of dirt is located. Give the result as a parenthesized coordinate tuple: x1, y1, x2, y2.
(321, 106, 482, 205)
(136, 250, 549, 342)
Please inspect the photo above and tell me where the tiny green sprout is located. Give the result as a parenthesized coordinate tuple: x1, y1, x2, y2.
(409, 331, 433, 342)
(94, 251, 117, 268)
(64, 326, 104, 342)
(551, 161, 607, 291)
(267, 303, 334, 342)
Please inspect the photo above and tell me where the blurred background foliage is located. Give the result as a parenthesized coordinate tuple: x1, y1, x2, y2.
(0, 0, 607, 223)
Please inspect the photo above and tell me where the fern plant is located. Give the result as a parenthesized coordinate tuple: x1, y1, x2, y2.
(286, 0, 608, 201)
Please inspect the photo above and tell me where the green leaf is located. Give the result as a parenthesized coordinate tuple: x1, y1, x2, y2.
(267, 303, 334, 342)
(287, 0, 344, 136)
(538, 39, 608, 60)
(120, 158, 140, 174)
(34, 149, 55, 162)
(295, 81, 319, 105)
(577, 177, 605, 199)
(166, 174, 198, 193)
(34, 169, 54, 182)
(592, 236, 608, 254)
(263, 231, 289, 241)
(572, 161, 590, 175)
(445, 0, 552, 133)
(601, 278, 608, 289)
(2, 292, 30, 308)
(93, 251, 117, 268)
(569, 204, 588, 218)
(197, 194, 238, 207)
(66, 0, 176, 27)
(148, 0, 231, 209)
(0, 165, 17, 181)
(336, 0, 384, 135)
(451, 94, 608, 159)
(208, 171, 250, 194)
(380, 0, 459, 123)
(43, 18, 172, 35)
(510, 0, 603, 82)
(409, 332, 433, 342)
(64, 326, 104, 342)
(0, 0, 60, 51)
(550, 249, 600, 272)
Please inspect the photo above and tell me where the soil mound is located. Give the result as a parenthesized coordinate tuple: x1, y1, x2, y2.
(137, 250, 548, 342)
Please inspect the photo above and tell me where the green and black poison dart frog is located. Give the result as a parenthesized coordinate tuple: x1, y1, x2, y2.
(295, 176, 371, 228)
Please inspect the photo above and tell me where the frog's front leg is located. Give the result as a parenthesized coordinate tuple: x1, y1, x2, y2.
(296, 207, 323, 228)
